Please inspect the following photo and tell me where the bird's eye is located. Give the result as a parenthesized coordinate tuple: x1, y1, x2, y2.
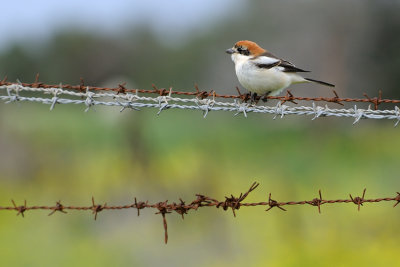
(237, 46, 249, 56)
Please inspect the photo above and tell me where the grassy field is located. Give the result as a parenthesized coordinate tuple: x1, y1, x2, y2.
(0, 102, 399, 266)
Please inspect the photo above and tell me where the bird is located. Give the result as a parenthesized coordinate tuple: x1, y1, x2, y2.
(226, 40, 334, 101)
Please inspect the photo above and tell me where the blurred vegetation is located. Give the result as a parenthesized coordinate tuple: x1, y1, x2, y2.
(0, 1, 400, 266)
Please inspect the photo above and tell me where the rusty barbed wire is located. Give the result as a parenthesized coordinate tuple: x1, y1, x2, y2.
(1, 75, 400, 108)
(1, 182, 400, 244)
(2, 80, 400, 125)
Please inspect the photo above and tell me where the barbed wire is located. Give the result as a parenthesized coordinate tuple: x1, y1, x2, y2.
(2, 78, 399, 243)
(1, 82, 400, 126)
(1, 182, 399, 243)
(1, 75, 400, 108)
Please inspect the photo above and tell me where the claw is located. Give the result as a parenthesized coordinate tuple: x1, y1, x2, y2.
(251, 92, 258, 104)
(241, 92, 251, 103)
(261, 91, 271, 103)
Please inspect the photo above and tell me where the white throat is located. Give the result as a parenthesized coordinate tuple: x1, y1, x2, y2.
(231, 53, 250, 65)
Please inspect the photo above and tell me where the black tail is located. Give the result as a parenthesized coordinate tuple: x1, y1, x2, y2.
(305, 78, 335, 87)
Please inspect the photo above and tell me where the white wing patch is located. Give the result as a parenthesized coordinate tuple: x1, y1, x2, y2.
(250, 56, 280, 65)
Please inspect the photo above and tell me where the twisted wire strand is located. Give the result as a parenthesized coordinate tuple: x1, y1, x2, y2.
(1, 84, 399, 125)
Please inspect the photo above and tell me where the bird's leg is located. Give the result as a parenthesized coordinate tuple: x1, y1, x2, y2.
(250, 92, 258, 104)
(261, 91, 271, 102)
(242, 92, 252, 103)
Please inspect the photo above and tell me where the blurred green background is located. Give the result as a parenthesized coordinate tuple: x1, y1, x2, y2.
(1, 1, 400, 266)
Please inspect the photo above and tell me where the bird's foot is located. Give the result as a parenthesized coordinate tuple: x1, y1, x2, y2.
(261, 91, 271, 103)
(250, 92, 259, 104)
(241, 92, 252, 103)
(242, 92, 265, 105)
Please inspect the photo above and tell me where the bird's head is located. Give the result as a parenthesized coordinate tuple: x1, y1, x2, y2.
(226, 40, 266, 63)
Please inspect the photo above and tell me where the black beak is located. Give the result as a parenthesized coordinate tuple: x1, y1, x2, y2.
(225, 48, 235, 54)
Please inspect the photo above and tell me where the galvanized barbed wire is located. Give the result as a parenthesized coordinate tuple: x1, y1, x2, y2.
(1, 75, 400, 107)
(1, 83, 400, 126)
(1, 182, 400, 243)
